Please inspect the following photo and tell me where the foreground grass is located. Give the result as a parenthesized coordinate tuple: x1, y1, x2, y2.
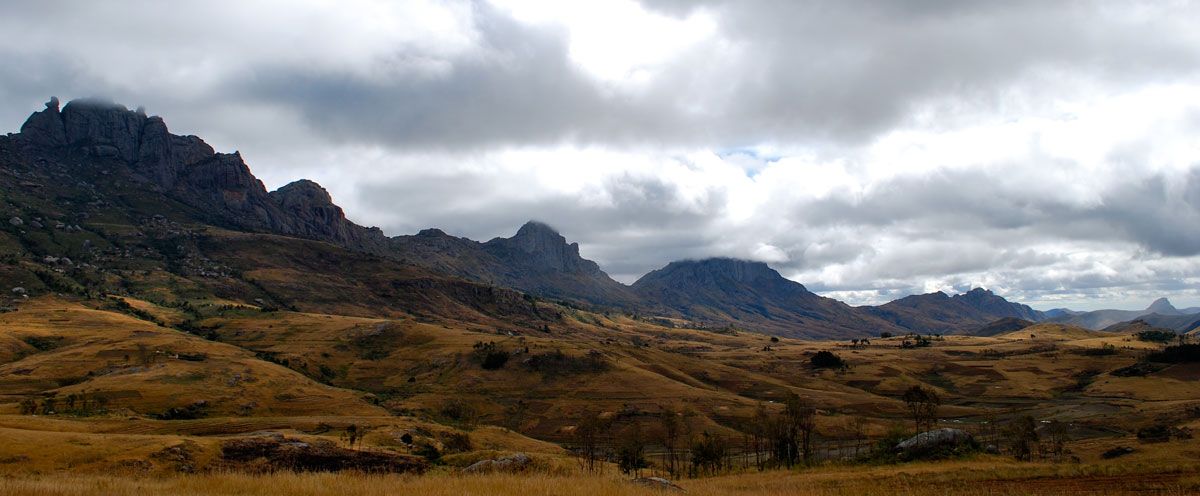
(2, 459, 1197, 496)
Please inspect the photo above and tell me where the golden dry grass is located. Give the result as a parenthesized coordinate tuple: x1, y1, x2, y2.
(1, 459, 1197, 496)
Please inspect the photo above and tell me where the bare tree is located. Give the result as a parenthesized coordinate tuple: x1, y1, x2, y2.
(902, 385, 941, 433)
(574, 410, 610, 473)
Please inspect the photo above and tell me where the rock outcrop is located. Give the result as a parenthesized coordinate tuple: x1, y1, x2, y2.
(461, 452, 532, 473)
(269, 179, 389, 252)
(893, 428, 974, 459)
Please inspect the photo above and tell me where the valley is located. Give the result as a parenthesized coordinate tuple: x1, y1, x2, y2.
(0, 97, 1197, 493)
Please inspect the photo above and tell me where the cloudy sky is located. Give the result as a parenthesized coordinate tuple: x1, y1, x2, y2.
(3, 1, 1200, 310)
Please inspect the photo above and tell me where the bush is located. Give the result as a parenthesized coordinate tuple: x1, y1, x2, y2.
(810, 350, 846, 370)
(21, 335, 63, 351)
(524, 350, 608, 376)
(1136, 330, 1178, 343)
(1146, 343, 1200, 363)
(1079, 343, 1117, 356)
(156, 400, 209, 420)
(472, 341, 510, 370)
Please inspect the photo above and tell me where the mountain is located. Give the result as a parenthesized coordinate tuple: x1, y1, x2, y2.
(862, 288, 1045, 334)
(1047, 298, 1186, 330)
(1, 97, 560, 325)
(390, 221, 638, 308)
(630, 258, 901, 338)
(1043, 308, 1080, 319)
(1103, 313, 1200, 334)
(16, 96, 392, 253)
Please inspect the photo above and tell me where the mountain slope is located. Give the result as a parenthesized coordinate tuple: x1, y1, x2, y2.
(862, 288, 1044, 334)
(631, 258, 901, 338)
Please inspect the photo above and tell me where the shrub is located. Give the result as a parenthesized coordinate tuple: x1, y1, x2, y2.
(439, 432, 472, 453)
(471, 341, 510, 370)
(1079, 343, 1117, 356)
(1101, 446, 1135, 459)
(21, 335, 63, 351)
(810, 350, 846, 370)
(1146, 343, 1200, 363)
(1136, 329, 1178, 343)
(156, 400, 209, 420)
(524, 349, 608, 376)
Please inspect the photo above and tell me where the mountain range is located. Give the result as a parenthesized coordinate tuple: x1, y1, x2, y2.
(5, 97, 1192, 338)
(1046, 297, 1200, 332)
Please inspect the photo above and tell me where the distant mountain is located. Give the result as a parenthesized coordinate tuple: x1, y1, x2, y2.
(630, 258, 901, 339)
(862, 288, 1045, 334)
(1103, 314, 1200, 334)
(1043, 308, 1080, 319)
(1047, 298, 1187, 330)
(390, 221, 639, 308)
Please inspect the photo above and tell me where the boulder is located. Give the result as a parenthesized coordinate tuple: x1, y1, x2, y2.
(462, 452, 532, 473)
(893, 428, 974, 458)
(631, 477, 685, 492)
(8, 217, 22, 226)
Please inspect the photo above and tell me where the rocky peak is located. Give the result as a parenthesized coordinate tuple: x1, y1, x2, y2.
(271, 179, 335, 207)
(19, 96, 67, 146)
(19, 96, 215, 189)
(487, 221, 596, 274)
(952, 287, 1043, 321)
(1146, 297, 1179, 315)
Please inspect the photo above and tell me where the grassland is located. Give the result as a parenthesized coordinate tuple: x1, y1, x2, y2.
(2, 459, 1199, 495)
(1, 295, 1198, 494)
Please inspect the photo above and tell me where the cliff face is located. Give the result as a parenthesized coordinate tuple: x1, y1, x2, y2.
(16, 97, 390, 254)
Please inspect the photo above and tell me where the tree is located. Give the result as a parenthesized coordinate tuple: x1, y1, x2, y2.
(690, 431, 726, 476)
(573, 410, 610, 473)
(40, 395, 57, 415)
(1006, 415, 1039, 461)
(657, 407, 686, 477)
(786, 396, 817, 464)
(767, 394, 817, 467)
(748, 403, 771, 470)
(1043, 420, 1069, 461)
(616, 425, 649, 476)
(18, 397, 37, 415)
(344, 424, 361, 448)
(902, 385, 940, 433)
